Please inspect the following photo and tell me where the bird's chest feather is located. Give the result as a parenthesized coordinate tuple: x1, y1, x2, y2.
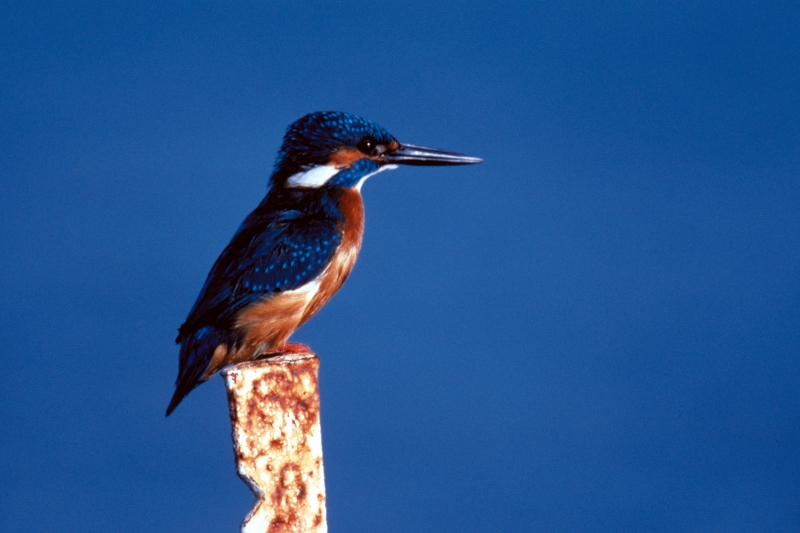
(300, 189, 364, 322)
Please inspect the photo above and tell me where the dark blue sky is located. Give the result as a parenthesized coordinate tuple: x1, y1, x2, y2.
(2, 2, 798, 531)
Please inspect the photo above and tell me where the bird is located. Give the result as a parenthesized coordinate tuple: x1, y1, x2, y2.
(166, 111, 482, 416)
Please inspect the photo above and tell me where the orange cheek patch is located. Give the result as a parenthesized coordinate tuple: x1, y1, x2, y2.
(328, 148, 366, 168)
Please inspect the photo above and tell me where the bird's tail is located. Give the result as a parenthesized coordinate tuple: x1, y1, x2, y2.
(166, 326, 229, 416)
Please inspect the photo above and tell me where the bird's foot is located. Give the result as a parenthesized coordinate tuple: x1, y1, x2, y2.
(280, 342, 314, 355)
(259, 342, 314, 359)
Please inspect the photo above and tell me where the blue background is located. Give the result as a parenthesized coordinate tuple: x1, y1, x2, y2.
(2, 2, 798, 531)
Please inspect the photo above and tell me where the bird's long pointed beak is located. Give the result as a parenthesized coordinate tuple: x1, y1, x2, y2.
(382, 143, 483, 166)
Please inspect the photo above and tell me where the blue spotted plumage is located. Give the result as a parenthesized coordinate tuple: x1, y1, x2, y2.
(178, 191, 343, 335)
(167, 111, 482, 416)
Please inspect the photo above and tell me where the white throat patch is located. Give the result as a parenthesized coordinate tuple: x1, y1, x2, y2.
(354, 164, 399, 191)
(286, 165, 340, 188)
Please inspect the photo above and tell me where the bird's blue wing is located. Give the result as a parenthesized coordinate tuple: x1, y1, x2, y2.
(177, 208, 342, 339)
(168, 196, 344, 416)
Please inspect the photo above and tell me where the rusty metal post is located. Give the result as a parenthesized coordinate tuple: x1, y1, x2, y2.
(222, 353, 327, 533)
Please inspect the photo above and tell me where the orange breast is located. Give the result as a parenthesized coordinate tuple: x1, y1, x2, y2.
(300, 188, 364, 325)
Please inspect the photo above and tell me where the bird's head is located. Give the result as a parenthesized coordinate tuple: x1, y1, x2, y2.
(271, 111, 482, 190)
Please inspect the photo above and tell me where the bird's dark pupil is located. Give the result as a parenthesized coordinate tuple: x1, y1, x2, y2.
(358, 138, 379, 156)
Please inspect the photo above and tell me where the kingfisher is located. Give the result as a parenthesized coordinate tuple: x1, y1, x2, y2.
(167, 111, 482, 416)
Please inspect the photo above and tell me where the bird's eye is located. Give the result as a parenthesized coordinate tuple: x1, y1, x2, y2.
(357, 137, 381, 156)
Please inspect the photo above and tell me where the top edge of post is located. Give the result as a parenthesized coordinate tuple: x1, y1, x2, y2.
(221, 353, 318, 376)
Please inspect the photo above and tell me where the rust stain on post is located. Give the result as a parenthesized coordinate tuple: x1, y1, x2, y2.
(222, 353, 327, 533)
